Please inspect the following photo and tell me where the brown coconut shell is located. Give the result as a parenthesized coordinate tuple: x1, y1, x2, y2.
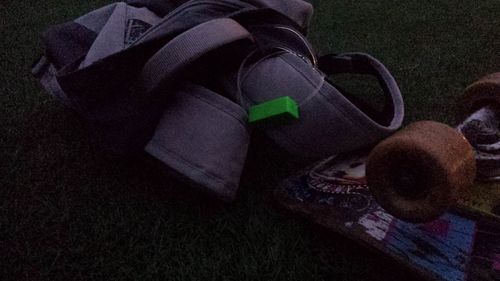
(366, 121, 476, 222)
(457, 72, 500, 122)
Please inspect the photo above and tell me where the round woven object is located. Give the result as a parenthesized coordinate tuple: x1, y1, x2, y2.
(366, 121, 476, 222)
(457, 73, 500, 122)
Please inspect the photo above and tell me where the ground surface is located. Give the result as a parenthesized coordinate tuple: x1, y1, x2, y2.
(2, 0, 500, 280)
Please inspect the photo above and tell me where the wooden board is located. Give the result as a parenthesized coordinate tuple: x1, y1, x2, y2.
(275, 154, 500, 281)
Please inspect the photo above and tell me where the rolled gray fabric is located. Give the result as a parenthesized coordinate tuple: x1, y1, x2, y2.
(145, 83, 250, 201)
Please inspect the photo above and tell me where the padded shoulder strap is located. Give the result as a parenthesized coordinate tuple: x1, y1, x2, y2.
(140, 18, 253, 94)
(318, 52, 404, 128)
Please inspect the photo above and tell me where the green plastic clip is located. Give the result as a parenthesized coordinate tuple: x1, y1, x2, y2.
(248, 96, 299, 125)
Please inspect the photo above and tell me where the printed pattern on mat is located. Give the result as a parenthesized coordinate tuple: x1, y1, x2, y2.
(357, 210, 393, 241)
(468, 220, 500, 280)
(384, 214, 476, 281)
(284, 174, 478, 281)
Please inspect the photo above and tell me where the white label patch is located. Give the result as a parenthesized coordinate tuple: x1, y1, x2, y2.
(358, 210, 393, 241)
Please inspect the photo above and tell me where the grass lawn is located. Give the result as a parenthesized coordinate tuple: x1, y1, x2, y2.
(2, 0, 500, 280)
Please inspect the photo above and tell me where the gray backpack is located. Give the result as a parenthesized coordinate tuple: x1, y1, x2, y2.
(32, 0, 404, 201)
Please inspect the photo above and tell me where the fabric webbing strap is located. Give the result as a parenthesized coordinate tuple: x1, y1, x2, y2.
(317, 53, 404, 128)
(140, 18, 253, 94)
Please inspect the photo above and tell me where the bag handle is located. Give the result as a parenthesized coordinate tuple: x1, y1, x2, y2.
(140, 18, 253, 94)
(318, 52, 404, 128)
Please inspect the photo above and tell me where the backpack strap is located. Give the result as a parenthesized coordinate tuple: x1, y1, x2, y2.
(140, 18, 253, 94)
(138, 18, 254, 201)
(236, 51, 404, 158)
(145, 82, 250, 201)
(318, 52, 405, 128)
